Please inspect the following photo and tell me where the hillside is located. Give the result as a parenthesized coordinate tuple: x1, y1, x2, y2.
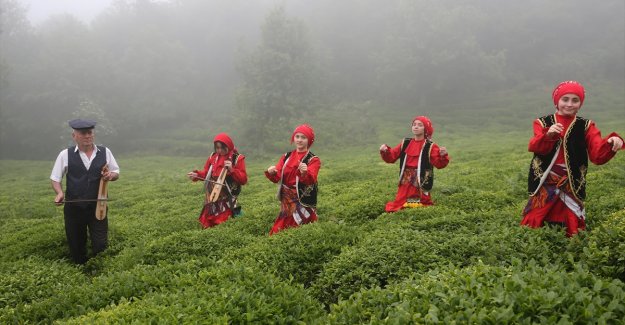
(1, 119, 624, 322)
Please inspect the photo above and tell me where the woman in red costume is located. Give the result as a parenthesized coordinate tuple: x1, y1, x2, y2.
(380, 116, 450, 212)
(187, 133, 247, 229)
(265, 124, 321, 235)
(521, 81, 624, 236)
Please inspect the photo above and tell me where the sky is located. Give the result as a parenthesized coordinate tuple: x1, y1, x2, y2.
(17, 0, 114, 24)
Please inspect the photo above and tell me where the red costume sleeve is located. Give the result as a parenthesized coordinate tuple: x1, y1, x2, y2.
(381, 141, 403, 163)
(298, 156, 320, 184)
(193, 155, 213, 181)
(430, 144, 450, 169)
(265, 154, 286, 183)
(229, 155, 248, 185)
(528, 119, 559, 155)
(585, 122, 622, 165)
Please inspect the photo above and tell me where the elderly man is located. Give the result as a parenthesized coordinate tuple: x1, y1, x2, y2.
(51, 119, 120, 264)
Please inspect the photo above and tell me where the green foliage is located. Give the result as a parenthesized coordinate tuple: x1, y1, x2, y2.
(3, 0, 624, 159)
(326, 261, 625, 324)
(0, 105, 623, 322)
(0, 261, 206, 323)
(0, 1, 623, 322)
(235, 6, 320, 153)
(583, 209, 625, 281)
(64, 261, 325, 324)
(316, 151, 390, 224)
(310, 213, 579, 306)
(311, 225, 449, 305)
(223, 222, 360, 286)
(0, 218, 67, 262)
(0, 257, 87, 309)
(105, 227, 256, 273)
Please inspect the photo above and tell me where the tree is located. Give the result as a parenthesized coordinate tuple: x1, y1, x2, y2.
(235, 6, 318, 152)
(0, 0, 38, 158)
(374, 1, 506, 108)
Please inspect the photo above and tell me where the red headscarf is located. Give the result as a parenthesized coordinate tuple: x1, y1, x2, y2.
(213, 132, 236, 154)
(291, 124, 315, 147)
(552, 80, 585, 108)
(412, 116, 434, 139)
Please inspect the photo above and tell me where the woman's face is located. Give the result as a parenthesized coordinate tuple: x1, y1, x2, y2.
(411, 120, 425, 137)
(214, 141, 229, 155)
(293, 133, 309, 151)
(556, 93, 581, 117)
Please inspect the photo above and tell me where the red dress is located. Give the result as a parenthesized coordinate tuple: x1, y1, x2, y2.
(521, 114, 622, 236)
(381, 138, 450, 212)
(193, 153, 247, 228)
(265, 150, 321, 235)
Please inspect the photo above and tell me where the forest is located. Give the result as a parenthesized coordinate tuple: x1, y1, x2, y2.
(1, 0, 623, 158)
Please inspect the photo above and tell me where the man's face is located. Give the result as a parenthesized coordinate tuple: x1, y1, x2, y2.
(72, 129, 94, 147)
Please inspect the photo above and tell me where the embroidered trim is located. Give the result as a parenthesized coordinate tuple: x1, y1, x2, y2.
(562, 116, 585, 203)
(532, 157, 543, 181)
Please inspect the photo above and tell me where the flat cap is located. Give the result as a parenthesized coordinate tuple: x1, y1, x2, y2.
(68, 119, 96, 130)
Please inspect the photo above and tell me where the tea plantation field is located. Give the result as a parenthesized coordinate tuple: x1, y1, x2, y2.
(1, 128, 625, 323)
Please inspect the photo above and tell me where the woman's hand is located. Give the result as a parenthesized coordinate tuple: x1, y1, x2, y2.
(546, 123, 564, 138)
(380, 144, 389, 152)
(439, 146, 448, 156)
(224, 160, 233, 171)
(267, 166, 277, 175)
(298, 163, 308, 174)
(187, 171, 198, 180)
(607, 136, 624, 152)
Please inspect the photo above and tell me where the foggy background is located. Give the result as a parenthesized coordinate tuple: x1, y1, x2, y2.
(1, 0, 624, 159)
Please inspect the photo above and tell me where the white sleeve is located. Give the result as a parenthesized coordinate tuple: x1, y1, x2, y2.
(106, 148, 120, 174)
(50, 149, 68, 182)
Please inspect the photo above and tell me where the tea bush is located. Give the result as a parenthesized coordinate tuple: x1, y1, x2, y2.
(223, 221, 361, 286)
(310, 224, 450, 305)
(310, 216, 578, 306)
(105, 226, 256, 272)
(0, 260, 206, 323)
(0, 219, 67, 262)
(326, 261, 625, 324)
(0, 117, 623, 322)
(582, 209, 625, 281)
(64, 261, 325, 324)
(0, 257, 87, 309)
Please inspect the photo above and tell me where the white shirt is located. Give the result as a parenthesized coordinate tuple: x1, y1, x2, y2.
(50, 145, 120, 183)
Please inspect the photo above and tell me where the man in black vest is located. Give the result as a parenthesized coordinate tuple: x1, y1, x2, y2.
(51, 119, 120, 264)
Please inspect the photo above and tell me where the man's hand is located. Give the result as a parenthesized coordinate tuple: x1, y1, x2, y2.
(102, 171, 119, 181)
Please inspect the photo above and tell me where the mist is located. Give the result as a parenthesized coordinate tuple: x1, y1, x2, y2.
(1, 0, 624, 159)
(17, 0, 113, 24)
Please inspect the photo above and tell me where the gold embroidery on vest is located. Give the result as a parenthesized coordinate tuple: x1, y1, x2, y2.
(301, 184, 314, 197)
(422, 169, 432, 185)
(532, 157, 543, 181)
(576, 164, 587, 195)
(562, 117, 583, 203)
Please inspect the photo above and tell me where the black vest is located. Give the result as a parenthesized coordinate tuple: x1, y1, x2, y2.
(66, 146, 107, 202)
(399, 138, 434, 191)
(207, 152, 242, 197)
(527, 114, 590, 202)
(283, 151, 318, 208)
